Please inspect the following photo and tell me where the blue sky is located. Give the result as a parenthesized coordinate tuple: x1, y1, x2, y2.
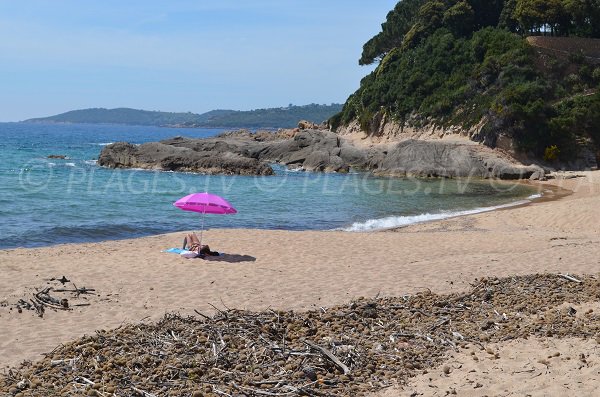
(0, 0, 398, 121)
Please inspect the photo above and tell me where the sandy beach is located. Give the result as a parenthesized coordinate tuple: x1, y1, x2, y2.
(1, 171, 600, 395)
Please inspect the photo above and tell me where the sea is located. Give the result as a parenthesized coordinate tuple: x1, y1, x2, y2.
(0, 122, 541, 249)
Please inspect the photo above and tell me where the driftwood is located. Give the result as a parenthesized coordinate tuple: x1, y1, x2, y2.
(12, 278, 96, 317)
(303, 340, 351, 375)
(51, 358, 79, 367)
(53, 287, 96, 295)
(3, 273, 600, 397)
(34, 289, 71, 311)
(132, 386, 158, 397)
(558, 273, 583, 283)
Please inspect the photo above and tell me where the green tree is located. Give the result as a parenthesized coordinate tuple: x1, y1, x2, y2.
(514, 0, 568, 35)
(498, 0, 520, 31)
(467, 0, 505, 29)
(402, 1, 447, 48)
(563, 0, 600, 37)
(443, 1, 475, 36)
(359, 0, 425, 65)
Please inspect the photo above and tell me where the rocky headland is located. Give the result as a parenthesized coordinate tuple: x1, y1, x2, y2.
(98, 127, 546, 180)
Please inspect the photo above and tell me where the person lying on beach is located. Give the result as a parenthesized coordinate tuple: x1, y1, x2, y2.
(183, 232, 220, 257)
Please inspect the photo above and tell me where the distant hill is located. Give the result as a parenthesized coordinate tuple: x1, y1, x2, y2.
(23, 104, 343, 129)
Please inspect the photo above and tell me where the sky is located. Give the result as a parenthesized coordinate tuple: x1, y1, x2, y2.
(0, 0, 398, 121)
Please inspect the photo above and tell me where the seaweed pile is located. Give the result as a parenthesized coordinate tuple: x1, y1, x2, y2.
(2, 273, 600, 397)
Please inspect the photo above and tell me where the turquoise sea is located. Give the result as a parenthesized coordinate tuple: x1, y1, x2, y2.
(0, 122, 540, 249)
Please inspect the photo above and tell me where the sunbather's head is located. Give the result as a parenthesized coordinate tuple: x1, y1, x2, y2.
(199, 245, 219, 256)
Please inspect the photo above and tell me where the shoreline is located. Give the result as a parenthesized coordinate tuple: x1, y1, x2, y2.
(1, 171, 599, 390)
(1, 176, 554, 251)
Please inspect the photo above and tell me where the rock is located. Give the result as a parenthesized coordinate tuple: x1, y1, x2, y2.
(373, 140, 545, 179)
(97, 142, 139, 168)
(47, 154, 67, 159)
(529, 169, 547, 181)
(98, 131, 545, 179)
(256, 130, 353, 172)
(303, 150, 330, 171)
(339, 144, 368, 167)
(98, 141, 274, 176)
(297, 120, 319, 130)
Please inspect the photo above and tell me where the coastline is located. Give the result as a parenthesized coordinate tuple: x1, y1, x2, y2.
(337, 177, 568, 233)
(1, 170, 599, 394)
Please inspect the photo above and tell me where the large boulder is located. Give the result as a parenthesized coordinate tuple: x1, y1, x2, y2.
(372, 140, 545, 179)
(256, 130, 350, 171)
(298, 120, 319, 130)
(97, 142, 141, 168)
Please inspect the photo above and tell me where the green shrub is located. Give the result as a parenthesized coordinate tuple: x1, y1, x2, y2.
(593, 67, 600, 84)
(543, 145, 560, 161)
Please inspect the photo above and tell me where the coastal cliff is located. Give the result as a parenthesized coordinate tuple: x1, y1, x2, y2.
(330, 1, 600, 169)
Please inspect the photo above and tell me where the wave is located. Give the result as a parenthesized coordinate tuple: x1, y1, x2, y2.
(96, 142, 114, 146)
(341, 196, 540, 232)
(65, 162, 76, 167)
(85, 160, 98, 165)
(527, 193, 542, 200)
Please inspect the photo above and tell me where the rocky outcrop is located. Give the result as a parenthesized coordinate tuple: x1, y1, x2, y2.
(98, 141, 274, 176)
(298, 120, 330, 130)
(336, 115, 487, 143)
(372, 140, 544, 179)
(253, 130, 361, 172)
(98, 130, 545, 180)
(297, 120, 319, 130)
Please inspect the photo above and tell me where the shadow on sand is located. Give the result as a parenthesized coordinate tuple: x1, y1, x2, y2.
(204, 253, 256, 263)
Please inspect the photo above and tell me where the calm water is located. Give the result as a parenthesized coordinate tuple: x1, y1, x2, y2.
(0, 122, 539, 249)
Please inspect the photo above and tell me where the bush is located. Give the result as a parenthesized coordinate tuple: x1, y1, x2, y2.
(593, 67, 600, 84)
(543, 145, 560, 161)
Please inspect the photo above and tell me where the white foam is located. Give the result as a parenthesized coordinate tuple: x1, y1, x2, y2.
(341, 195, 541, 232)
(47, 162, 56, 167)
(527, 193, 542, 200)
(97, 142, 114, 146)
(85, 160, 98, 165)
(65, 162, 76, 167)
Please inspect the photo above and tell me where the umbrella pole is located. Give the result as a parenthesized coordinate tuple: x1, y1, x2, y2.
(199, 209, 205, 247)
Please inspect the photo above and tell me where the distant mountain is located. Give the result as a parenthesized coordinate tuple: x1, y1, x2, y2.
(24, 108, 201, 126)
(24, 104, 343, 128)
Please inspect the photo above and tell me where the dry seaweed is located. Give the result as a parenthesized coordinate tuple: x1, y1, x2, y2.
(2, 273, 600, 396)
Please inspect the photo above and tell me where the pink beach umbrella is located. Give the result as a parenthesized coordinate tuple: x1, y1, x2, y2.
(173, 192, 237, 247)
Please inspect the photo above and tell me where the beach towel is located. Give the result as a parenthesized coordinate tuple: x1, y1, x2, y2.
(162, 248, 187, 254)
(162, 247, 222, 258)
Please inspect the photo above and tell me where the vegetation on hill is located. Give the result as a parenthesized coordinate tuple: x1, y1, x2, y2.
(331, 0, 600, 161)
(25, 108, 201, 126)
(24, 104, 342, 129)
(178, 104, 342, 128)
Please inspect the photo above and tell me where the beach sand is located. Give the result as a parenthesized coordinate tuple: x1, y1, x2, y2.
(1, 171, 599, 395)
